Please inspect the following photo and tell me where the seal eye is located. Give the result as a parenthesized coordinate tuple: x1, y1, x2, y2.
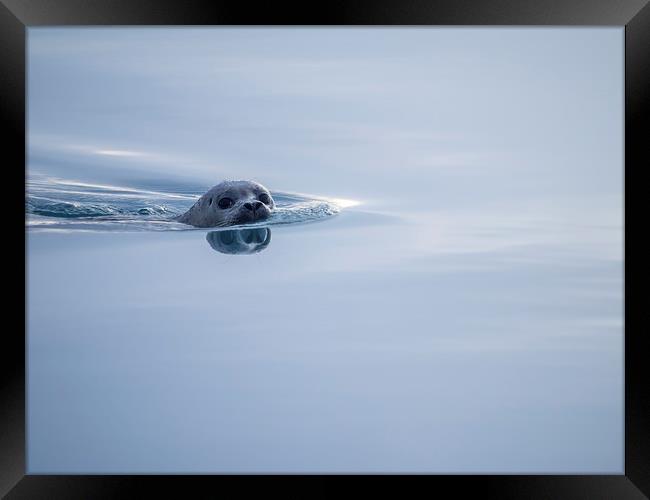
(218, 197, 234, 209)
(259, 193, 271, 205)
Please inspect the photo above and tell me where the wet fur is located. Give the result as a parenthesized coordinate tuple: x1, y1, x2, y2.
(176, 180, 275, 228)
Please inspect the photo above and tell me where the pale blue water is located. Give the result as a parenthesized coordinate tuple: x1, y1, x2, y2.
(27, 27, 624, 473)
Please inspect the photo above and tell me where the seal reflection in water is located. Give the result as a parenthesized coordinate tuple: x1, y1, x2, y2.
(206, 228, 272, 255)
(176, 180, 274, 228)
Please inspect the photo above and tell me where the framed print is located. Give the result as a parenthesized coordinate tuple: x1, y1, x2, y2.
(3, 0, 649, 497)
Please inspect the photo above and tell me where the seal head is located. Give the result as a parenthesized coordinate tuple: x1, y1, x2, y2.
(176, 180, 275, 228)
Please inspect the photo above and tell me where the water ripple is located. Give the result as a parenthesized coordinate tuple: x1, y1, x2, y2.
(26, 175, 348, 232)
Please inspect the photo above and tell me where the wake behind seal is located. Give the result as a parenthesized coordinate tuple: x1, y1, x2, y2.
(176, 180, 275, 228)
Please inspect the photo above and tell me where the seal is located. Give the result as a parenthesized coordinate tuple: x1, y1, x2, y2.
(176, 180, 275, 228)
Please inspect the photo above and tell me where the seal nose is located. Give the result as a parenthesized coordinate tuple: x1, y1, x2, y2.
(244, 201, 263, 212)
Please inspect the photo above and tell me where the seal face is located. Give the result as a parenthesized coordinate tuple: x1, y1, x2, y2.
(176, 180, 275, 228)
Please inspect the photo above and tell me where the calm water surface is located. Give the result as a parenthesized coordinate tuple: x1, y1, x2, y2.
(27, 27, 623, 473)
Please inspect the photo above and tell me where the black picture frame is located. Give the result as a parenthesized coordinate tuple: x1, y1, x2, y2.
(4, 0, 648, 497)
